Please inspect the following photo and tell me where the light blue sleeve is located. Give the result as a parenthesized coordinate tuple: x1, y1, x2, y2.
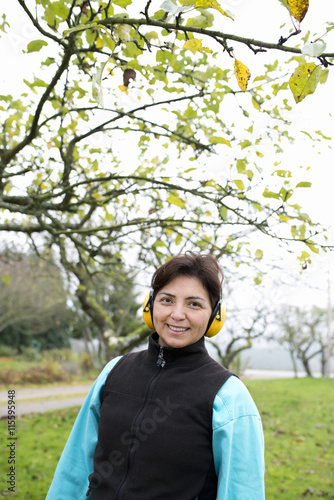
(46, 357, 122, 500)
(212, 376, 265, 500)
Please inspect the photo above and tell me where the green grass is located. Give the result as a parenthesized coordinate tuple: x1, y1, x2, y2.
(0, 407, 80, 499)
(0, 378, 333, 499)
(245, 378, 334, 499)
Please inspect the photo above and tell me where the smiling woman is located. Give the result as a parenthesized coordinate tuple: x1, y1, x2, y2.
(46, 252, 265, 500)
(153, 275, 213, 348)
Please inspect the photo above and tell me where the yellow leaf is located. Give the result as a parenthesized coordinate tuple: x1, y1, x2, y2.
(234, 59, 251, 92)
(287, 0, 309, 22)
(118, 85, 129, 94)
(195, 0, 234, 19)
(183, 38, 212, 54)
(96, 36, 103, 49)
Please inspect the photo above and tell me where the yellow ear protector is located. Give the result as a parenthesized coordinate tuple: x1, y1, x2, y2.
(204, 299, 226, 338)
(142, 291, 225, 337)
(142, 291, 155, 331)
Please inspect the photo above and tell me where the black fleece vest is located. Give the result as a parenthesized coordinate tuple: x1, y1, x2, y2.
(88, 333, 233, 500)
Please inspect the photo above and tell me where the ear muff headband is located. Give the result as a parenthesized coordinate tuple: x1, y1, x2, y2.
(205, 299, 225, 338)
(142, 290, 225, 337)
(142, 291, 154, 330)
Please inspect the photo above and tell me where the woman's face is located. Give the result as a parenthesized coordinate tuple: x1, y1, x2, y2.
(153, 275, 212, 349)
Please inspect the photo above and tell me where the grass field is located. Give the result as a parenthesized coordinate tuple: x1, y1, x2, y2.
(248, 378, 334, 499)
(0, 377, 333, 499)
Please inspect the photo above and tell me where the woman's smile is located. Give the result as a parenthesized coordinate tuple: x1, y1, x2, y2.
(167, 324, 189, 333)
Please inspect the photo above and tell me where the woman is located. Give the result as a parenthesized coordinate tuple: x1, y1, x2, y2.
(46, 252, 265, 499)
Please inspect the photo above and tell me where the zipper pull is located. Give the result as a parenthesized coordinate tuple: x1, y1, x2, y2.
(156, 345, 166, 367)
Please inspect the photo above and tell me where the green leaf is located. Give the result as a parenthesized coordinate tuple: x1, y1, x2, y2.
(239, 140, 252, 150)
(23, 77, 48, 90)
(186, 12, 214, 28)
(63, 22, 108, 38)
(219, 206, 228, 220)
(255, 249, 263, 261)
(26, 39, 48, 53)
(2, 275, 12, 285)
(209, 136, 231, 147)
(194, 0, 234, 20)
(251, 96, 261, 110)
(175, 233, 183, 245)
(113, 0, 132, 7)
(236, 159, 246, 173)
(305, 241, 319, 254)
(289, 63, 322, 103)
(252, 203, 262, 212)
(153, 240, 167, 247)
(296, 181, 312, 188)
(297, 250, 310, 262)
(50, 1, 69, 19)
(254, 273, 263, 285)
(320, 68, 329, 84)
(315, 130, 331, 140)
(167, 194, 186, 208)
(262, 189, 280, 199)
(279, 187, 292, 201)
(234, 179, 245, 191)
(92, 60, 109, 107)
(272, 169, 292, 178)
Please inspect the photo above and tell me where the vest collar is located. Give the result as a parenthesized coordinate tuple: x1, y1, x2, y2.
(147, 331, 208, 365)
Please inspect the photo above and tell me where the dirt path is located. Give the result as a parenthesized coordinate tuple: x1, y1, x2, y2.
(1, 368, 324, 418)
(0, 384, 92, 418)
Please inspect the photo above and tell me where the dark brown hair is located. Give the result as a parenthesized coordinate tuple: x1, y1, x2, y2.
(151, 252, 223, 309)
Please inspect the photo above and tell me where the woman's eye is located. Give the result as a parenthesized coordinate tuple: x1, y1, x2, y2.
(189, 302, 201, 308)
(161, 297, 172, 303)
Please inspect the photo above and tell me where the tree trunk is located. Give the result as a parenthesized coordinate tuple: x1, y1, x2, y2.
(301, 356, 313, 377)
(320, 349, 326, 377)
(289, 349, 298, 378)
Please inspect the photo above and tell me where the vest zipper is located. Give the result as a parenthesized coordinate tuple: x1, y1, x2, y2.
(115, 346, 166, 500)
(157, 345, 166, 367)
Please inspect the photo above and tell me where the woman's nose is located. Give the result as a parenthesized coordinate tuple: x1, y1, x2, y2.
(170, 304, 186, 321)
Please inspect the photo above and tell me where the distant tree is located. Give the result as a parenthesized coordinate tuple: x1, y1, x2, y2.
(273, 305, 332, 377)
(0, 249, 69, 350)
(208, 305, 267, 371)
